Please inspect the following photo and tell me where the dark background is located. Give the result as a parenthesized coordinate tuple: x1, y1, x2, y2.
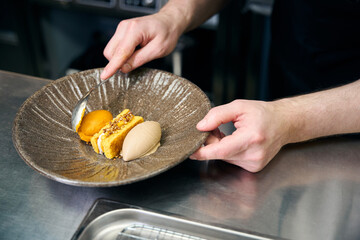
(0, 0, 273, 105)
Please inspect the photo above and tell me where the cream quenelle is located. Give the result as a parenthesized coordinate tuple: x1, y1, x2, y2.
(121, 121, 161, 161)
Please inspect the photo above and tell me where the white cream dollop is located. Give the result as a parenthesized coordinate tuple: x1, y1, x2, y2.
(97, 133, 105, 154)
(122, 121, 161, 161)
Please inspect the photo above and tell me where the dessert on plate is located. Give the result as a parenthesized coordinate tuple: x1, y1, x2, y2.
(90, 109, 144, 159)
(76, 108, 161, 161)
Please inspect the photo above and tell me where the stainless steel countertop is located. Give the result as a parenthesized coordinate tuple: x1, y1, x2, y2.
(1, 70, 360, 240)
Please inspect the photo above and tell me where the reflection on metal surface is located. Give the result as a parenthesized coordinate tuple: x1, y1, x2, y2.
(118, 224, 206, 240)
(193, 138, 360, 239)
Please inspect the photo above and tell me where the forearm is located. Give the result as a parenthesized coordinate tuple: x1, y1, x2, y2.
(275, 80, 360, 144)
(158, 0, 229, 33)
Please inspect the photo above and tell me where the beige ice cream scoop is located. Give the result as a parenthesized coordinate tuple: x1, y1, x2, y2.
(122, 121, 161, 161)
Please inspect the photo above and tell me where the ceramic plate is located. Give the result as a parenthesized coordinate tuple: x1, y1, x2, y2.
(12, 68, 211, 186)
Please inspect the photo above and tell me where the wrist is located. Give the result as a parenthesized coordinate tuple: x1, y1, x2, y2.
(157, 2, 191, 35)
(271, 98, 305, 145)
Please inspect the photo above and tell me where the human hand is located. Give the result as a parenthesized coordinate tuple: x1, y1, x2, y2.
(190, 100, 291, 172)
(101, 13, 183, 80)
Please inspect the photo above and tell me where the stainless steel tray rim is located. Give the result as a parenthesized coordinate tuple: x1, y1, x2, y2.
(78, 208, 275, 240)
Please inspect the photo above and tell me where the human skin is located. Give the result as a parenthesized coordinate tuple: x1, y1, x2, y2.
(189, 80, 360, 172)
(100, 0, 229, 80)
(100, 0, 360, 173)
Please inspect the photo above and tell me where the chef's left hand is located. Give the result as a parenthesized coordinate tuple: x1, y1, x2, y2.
(189, 100, 291, 172)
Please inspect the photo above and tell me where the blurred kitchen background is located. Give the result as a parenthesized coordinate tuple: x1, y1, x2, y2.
(0, 0, 273, 105)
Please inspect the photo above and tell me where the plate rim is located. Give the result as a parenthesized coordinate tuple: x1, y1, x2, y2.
(12, 68, 211, 187)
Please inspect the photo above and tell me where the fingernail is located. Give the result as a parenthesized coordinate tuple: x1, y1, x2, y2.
(121, 63, 132, 73)
(189, 154, 197, 160)
(197, 119, 207, 129)
(100, 69, 107, 80)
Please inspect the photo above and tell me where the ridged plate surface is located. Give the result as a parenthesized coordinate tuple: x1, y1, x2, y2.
(12, 68, 211, 186)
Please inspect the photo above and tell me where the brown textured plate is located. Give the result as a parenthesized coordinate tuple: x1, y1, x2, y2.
(12, 68, 211, 187)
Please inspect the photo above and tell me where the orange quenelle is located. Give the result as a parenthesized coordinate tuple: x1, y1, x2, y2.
(76, 110, 113, 142)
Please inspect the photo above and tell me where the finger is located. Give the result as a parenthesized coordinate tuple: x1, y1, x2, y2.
(101, 36, 142, 79)
(190, 131, 246, 161)
(101, 24, 147, 79)
(197, 102, 241, 132)
(101, 53, 130, 80)
(189, 129, 223, 159)
(103, 35, 122, 61)
(122, 38, 171, 73)
(103, 21, 131, 61)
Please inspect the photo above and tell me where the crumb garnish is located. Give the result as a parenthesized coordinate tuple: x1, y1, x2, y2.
(102, 111, 134, 137)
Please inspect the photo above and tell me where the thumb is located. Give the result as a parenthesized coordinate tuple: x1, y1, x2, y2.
(197, 102, 239, 131)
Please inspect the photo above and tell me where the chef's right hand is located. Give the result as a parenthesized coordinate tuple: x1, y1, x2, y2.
(100, 12, 183, 80)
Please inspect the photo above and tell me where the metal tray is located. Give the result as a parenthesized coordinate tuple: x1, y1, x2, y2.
(72, 199, 277, 240)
